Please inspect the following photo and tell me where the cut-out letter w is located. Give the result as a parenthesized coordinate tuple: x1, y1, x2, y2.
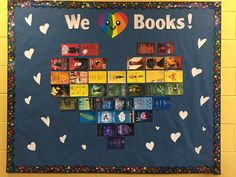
(65, 14, 81, 29)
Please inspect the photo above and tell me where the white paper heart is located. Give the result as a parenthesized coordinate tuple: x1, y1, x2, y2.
(33, 73, 41, 85)
(25, 14, 32, 26)
(195, 145, 202, 154)
(155, 126, 160, 131)
(202, 127, 207, 132)
(179, 111, 188, 120)
(198, 38, 207, 49)
(146, 141, 154, 151)
(24, 96, 32, 105)
(191, 67, 202, 77)
(41, 116, 50, 127)
(27, 142, 36, 151)
(170, 132, 181, 143)
(200, 96, 210, 106)
(39, 23, 49, 34)
(59, 135, 67, 144)
(82, 144, 87, 150)
(24, 48, 34, 59)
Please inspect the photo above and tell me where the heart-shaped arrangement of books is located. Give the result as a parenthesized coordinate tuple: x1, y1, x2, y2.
(50, 42, 183, 149)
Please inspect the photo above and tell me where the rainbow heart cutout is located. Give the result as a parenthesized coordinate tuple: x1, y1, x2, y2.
(98, 12, 128, 38)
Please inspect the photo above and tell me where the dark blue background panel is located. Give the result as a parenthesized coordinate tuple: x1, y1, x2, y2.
(11, 3, 219, 172)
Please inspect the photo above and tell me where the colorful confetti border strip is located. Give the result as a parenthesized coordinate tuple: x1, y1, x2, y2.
(7, 1, 221, 174)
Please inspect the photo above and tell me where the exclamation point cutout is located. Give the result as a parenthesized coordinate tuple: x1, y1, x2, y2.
(188, 13, 192, 29)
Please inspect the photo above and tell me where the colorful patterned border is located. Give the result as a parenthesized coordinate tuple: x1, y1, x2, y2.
(7, 1, 221, 174)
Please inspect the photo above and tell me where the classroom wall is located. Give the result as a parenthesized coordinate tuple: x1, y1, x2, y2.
(0, 0, 235, 177)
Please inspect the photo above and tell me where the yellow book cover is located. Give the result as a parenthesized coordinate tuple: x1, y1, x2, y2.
(108, 71, 126, 83)
(165, 70, 183, 82)
(127, 70, 145, 83)
(70, 84, 88, 97)
(146, 70, 165, 83)
(89, 71, 107, 83)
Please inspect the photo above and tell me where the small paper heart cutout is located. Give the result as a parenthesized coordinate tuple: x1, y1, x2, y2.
(98, 12, 128, 38)
(39, 23, 49, 34)
(198, 38, 207, 49)
(27, 142, 36, 151)
(25, 14, 32, 26)
(24, 96, 32, 105)
(24, 48, 34, 59)
(59, 135, 67, 144)
(146, 141, 154, 151)
(41, 116, 50, 127)
(202, 127, 207, 132)
(179, 111, 188, 120)
(195, 145, 202, 154)
(33, 73, 41, 85)
(200, 96, 209, 106)
(82, 144, 87, 150)
(170, 132, 181, 143)
(155, 126, 160, 131)
(191, 67, 202, 77)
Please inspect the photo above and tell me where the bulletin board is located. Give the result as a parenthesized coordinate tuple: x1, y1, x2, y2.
(7, 1, 221, 174)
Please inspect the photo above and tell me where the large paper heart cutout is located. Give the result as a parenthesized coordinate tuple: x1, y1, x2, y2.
(200, 96, 209, 106)
(24, 48, 34, 59)
(27, 142, 36, 151)
(170, 132, 181, 143)
(98, 12, 128, 38)
(146, 141, 154, 151)
(33, 72, 41, 85)
(41, 116, 50, 127)
(198, 38, 207, 49)
(191, 67, 202, 77)
(59, 134, 67, 144)
(24, 96, 32, 105)
(179, 111, 188, 120)
(25, 14, 32, 26)
(195, 145, 202, 154)
(82, 144, 87, 150)
(40, 23, 49, 34)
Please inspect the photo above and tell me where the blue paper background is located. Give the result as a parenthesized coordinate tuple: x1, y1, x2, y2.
(14, 7, 214, 167)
